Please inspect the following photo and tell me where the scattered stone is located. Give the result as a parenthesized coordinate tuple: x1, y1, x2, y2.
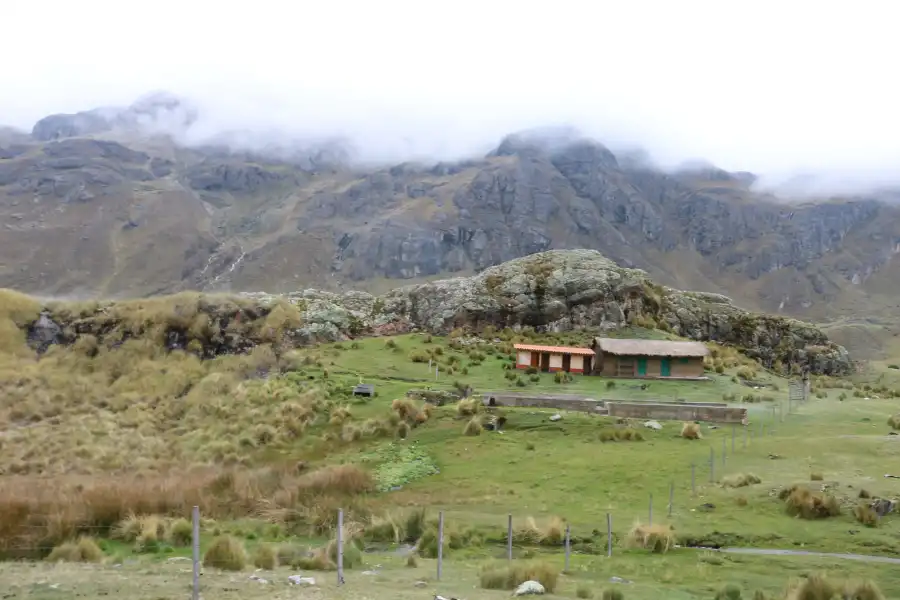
(643, 420, 662, 430)
(514, 581, 546, 596)
(288, 575, 316, 586)
(249, 575, 269, 584)
(549, 414, 562, 422)
(361, 570, 379, 576)
(167, 557, 191, 562)
(767, 454, 783, 460)
(698, 503, 716, 512)
(609, 577, 632, 584)
(708, 425, 719, 430)
(414, 581, 428, 588)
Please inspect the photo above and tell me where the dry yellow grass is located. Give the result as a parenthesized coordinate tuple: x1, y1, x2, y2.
(721, 473, 762, 488)
(0, 463, 374, 558)
(45, 536, 104, 563)
(203, 535, 247, 571)
(624, 522, 675, 553)
(512, 516, 565, 546)
(681, 422, 702, 439)
(785, 573, 884, 600)
(780, 485, 841, 520)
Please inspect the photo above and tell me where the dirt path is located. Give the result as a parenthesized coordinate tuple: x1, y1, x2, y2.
(694, 547, 900, 565)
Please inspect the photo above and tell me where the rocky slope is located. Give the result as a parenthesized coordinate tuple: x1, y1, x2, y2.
(3, 94, 900, 342)
(18, 250, 851, 375)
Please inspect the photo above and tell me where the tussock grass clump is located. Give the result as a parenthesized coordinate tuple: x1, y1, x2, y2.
(810, 472, 824, 481)
(888, 414, 900, 430)
(45, 537, 105, 563)
(406, 554, 418, 567)
(854, 503, 879, 527)
(456, 397, 482, 416)
(680, 422, 702, 439)
(252, 544, 278, 569)
(203, 535, 247, 571)
(479, 560, 560, 593)
(463, 416, 483, 436)
(858, 489, 872, 499)
(513, 516, 565, 546)
(624, 522, 675, 553)
(576, 583, 593, 598)
(785, 574, 884, 600)
(721, 473, 762, 488)
(715, 583, 743, 600)
(781, 485, 841, 519)
(167, 518, 193, 546)
(391, 398, 431, 426)
(601, 590, 624, 600)
(599, 427, 644, 442)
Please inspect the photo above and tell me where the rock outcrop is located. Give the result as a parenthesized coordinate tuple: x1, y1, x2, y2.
(21, 250, 851, 375)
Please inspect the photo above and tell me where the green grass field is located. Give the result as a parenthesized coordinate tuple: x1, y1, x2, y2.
(2, 328, 900, 599)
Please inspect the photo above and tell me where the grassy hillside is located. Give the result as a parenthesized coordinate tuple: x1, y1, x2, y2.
(1, 291, 900, 599)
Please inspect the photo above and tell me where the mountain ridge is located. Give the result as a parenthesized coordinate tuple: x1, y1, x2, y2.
(2, 94, 900, 359)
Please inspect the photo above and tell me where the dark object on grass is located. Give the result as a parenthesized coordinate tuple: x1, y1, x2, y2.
(353, 383, 375, 397)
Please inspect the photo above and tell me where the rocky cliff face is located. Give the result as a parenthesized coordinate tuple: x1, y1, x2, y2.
(3, 95, 900, 332)
(23, 250, 851, 375)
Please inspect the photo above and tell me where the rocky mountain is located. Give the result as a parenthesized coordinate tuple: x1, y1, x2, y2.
(2, 95, 900, 357)
(20, 250, 851, 375)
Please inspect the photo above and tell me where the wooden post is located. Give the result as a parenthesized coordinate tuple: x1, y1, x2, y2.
(191, 506, 200, 600)
(507, 514, 513, 561)
(606, 513, 612, 557)
(437, 511, 444, 581)
(337, 509, 344, 585)
(668, 481, 674, 517)
(564, 525, 571, 572)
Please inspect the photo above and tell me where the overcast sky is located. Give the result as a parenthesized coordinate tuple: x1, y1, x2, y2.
(4, 0, 899, 185)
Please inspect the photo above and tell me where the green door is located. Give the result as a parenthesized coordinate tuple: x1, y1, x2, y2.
(660, 357, 671, 377)
(637, 357, 647, 376)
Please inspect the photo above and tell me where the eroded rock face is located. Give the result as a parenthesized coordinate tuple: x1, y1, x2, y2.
(23, 250, 851, 375)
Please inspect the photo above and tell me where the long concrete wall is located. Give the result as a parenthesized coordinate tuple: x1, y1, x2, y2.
(605, 401, 748, 424)
(481, 392, 747, 424)
(481, 392, 604, 413)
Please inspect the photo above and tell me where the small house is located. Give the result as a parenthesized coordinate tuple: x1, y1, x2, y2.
(513, 343, 595, 374)
(591, 338, 709, 379)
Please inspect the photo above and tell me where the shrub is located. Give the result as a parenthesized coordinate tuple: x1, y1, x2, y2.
(415, 526, 448, 558)
(512, 516, 565, 546)
(253, 544, 278, 569)
(409, 350, 430, 363)
(203, 535, 247, 571)
(735, 496, 748, 507)
(576, 583, 593, 598)
(46, 537, 105, 563)
(715, 583, 743, 600)
(854, 503, 879, 527)
(406, 553, 418, 567)
(515, 376, 527, 387)
(479, 560, 560, 593)
(605, 380, 616, 389)
(601, 590, 624, 600)
(859, 489, 872, 499)
(785, 574, 884, 600)
(782, 486, 841, 519)
(888, 414, 900, 430)
(810, 472, 824, 481)
(464, 417, 483, 436)
(167, 518, 193, 547)
(599, 428, 645, 442)
(553, 371, 573, 384)
(736, 366, 756, 380)
(624, 523, 675, 553)
(680, 423, 702, 440)
(721, 473, 762, 488)
(456, 398, 481, 416)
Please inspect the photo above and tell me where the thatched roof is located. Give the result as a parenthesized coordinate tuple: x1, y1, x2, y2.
(593, 338, 709, 358)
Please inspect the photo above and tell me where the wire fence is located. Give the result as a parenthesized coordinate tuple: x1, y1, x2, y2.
(4, 384, 814, 599)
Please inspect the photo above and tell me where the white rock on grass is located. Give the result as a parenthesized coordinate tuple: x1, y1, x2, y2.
(514, 580, 546, 596)
(643, 420, 662, 430)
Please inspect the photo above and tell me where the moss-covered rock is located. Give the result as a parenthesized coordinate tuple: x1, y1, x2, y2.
(10, 250, 851, 375)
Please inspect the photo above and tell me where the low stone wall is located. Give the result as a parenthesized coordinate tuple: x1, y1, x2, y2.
(481, 392, 604, 413)
(605, 402, 747, 424)
(481, 392, 746, 424)
(603, 398, 727, 407)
